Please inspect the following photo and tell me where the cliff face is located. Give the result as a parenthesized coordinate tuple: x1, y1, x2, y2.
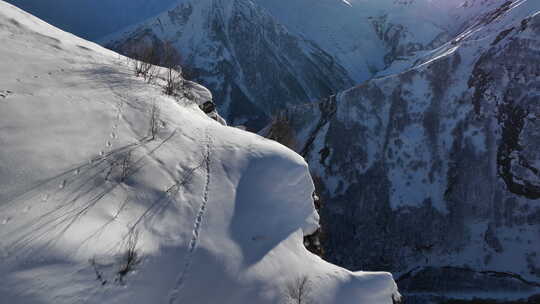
(268, 1, 540, 300)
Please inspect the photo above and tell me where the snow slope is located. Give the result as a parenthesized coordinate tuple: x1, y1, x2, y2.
(0, 2, 399, 303)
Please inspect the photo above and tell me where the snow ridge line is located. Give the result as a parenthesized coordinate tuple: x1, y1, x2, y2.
(168, 127, 213, 304)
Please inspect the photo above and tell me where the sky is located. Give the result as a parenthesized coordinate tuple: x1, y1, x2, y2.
(5, 0, 179, 40)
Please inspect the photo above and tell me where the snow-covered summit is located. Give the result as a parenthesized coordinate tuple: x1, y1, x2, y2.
(0, 1, 399, 303)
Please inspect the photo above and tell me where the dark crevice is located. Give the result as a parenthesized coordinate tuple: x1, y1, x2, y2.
(300, 95, 338, 158)
(497, 102, 540, 199)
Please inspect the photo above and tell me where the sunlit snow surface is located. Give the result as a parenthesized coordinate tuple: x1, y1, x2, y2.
(0, 2, 399, 303)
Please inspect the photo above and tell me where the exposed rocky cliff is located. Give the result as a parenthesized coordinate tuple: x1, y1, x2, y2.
(267, 1, 540, 301)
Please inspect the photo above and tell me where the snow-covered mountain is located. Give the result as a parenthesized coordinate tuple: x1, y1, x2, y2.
(103, 0, 356, 130)
(5, 0, 485, 130)
(97, 0, 479, 129)
(0, 2, 400, 303)
(101, 0, 531, 131)
(265, 0, 540, 302)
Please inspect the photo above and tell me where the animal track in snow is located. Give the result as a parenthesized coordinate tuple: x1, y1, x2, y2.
(106, 141, 112, 147)
(0, 90, 13, 99)
(59, 180, 66, 189)
(22, 206, 31, 213)
(169, 128, 213, 304)
(2, 217, 11, 225)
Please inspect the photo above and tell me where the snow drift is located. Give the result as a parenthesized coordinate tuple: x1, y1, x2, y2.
(0, 2, 399, 303)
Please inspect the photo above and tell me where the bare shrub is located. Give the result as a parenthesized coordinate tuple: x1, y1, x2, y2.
(120, 151, 132, 182)
(284, 275, 315, 304)
(104, 159, 116, 182)
(149, 102, 161, 140)
(128, 44, 158, 83)
(103, 151, 132, 182)
(116, 229, 141, 283)
(161, 41, 184, 96)
(90, 257, 108, 286)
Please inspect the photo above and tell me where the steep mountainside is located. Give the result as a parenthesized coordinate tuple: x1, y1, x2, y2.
(101, 0, 472, 129)
(266, 0, 540, 302)
(103, 0, 355, 129)
(6, 0, 484, 130)
(0, 2, 399, 303)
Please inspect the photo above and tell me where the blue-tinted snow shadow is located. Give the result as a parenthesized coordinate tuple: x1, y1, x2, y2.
(228, 154, 313, 268)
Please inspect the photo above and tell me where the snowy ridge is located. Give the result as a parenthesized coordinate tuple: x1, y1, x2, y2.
(0, 1, 399, 303)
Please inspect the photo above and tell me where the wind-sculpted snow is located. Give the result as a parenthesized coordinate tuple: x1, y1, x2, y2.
(0, 2, 399, 303)
(268, 1, 540, 302)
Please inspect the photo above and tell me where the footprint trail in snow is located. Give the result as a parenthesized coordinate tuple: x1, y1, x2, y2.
(168, 128, 213, 304)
